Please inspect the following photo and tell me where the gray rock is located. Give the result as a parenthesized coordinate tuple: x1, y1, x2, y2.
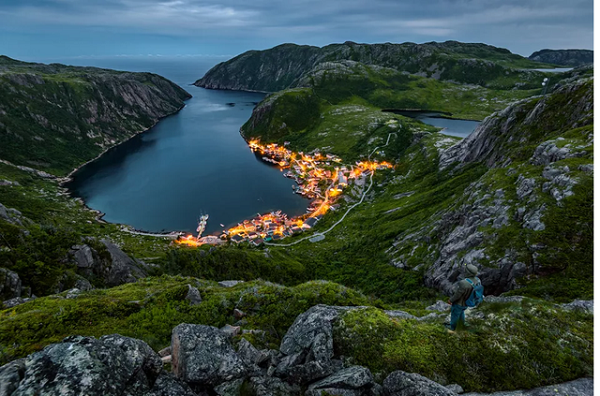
(384, 310, 417, 320)
(237, 338, 269, 366)
(65, 288, 81, 299)
(145, 372, 198, 396)
(277, 305, 357, 384)
(70, 245, 95, 269)
(483, 295, 524, 304)
(185, 284, 202, 306)
(158, 346, 172, 357)
(426, 300, 451, 312)
(218, 280, 244, 288)
(0, 358, 25, 396)
(74, 277, 93, 291)
(0, 267, 21, 301)
(2, 297, 33, 309)
(101, 240, 147, 286)
(171, 324, 246, 386)
(221, 324, 241, 337)
(249, 376, 300, 396)
(561, 299, 593, 314)
(214, 378, 244, 396)
(446, 384, 464, 394)
(7, 334, 162, 396)
(383, 370, 456, 396)
(462, 377, 593, 396)
(306, 366, 375, 396)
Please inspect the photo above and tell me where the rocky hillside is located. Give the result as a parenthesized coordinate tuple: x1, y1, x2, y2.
(0, 277, 593, 394)
(0, 56, 191, 175)
(239, 55, 593, 302)
(195, 41, 553, 92)
(529, 49, 593, 67)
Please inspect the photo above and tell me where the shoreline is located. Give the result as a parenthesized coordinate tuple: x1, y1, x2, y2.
(60, 102, 188, 187)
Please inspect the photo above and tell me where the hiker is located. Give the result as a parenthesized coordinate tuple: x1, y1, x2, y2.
(446, 264, 484, 331)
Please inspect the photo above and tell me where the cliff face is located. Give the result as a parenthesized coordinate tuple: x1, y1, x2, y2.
(0, 56, 191, 175)
(195, 41, 551, 92)
(389, 80, 593, 297)
(529, 49, 593, 67)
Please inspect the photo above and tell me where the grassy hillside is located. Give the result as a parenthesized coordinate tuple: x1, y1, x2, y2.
(0, 56, 191, 175)
(195, 40, 556, 92)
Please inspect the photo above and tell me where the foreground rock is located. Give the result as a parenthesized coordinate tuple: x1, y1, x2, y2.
(383, 370, 457, 396)
(276, 305, 356, 384)
(69, 240, 147, 288)
(306, 365, 379, 396)
(0, 268, 22, 301)
(463, 377, 593, 396)
(171, 324, 246, 387)
(0, 334, 169, 395)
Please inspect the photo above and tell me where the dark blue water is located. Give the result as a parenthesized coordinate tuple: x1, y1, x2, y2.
(394, 111, 480, 138)
(63, 57, 308, 234)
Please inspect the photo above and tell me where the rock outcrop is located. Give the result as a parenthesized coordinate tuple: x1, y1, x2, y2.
(0, 268, 21, 301)
(171, 324, 247, 387)
(528, 49, 593, 67)
(69, 240, 147, 287)
(388, 79, 593, 296)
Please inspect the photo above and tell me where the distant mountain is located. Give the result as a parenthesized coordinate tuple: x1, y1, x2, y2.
(195, 41, 554, 92)
(0, 56, 191, 175)
(529, 49, 593, 67)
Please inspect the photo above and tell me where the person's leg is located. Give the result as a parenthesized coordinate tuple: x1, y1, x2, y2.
(450, 304, 461, 330)
(456, 306, 466, 330)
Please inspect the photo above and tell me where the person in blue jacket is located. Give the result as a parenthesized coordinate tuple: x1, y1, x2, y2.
(447, 264, 483, 331)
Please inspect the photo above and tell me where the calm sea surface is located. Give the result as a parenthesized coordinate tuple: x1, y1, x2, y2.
(60, 57, 309, 234)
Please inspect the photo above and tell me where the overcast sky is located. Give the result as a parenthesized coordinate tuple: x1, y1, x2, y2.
(0, 0, 593, 60)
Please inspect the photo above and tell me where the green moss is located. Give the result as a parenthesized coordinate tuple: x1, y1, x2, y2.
(334, 304, 593, 392)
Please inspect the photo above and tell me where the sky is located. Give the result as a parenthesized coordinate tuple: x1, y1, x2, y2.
(0, 0, 594, 61)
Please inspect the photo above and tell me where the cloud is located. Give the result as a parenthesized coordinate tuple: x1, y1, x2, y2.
(0, 0, 593, 57)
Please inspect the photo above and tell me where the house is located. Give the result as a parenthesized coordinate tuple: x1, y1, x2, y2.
(231, 234, 245, 244)
(252, 238, 264, 246)
(291, 226, 303, 234)
(303, 217, 318, 229)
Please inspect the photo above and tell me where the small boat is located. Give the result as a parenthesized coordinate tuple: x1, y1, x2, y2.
(220, 224, 225, 227)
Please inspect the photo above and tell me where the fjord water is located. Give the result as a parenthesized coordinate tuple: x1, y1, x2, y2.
(394, 111, 480, 138)
(65, 57, 309, 234)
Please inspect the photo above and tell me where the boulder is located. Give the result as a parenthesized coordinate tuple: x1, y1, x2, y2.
(237, 338, 270, 366)
(171, 324, 246, 386)
(426, 301, 451, 312)
(0, 267, 21, 301)
(145, 372, 199, 396)
(221, 324, 241, 337)
(2, 297, 34, 309)
(3, 334, 163, 396)
(276, 305, 357, 384)
(234, 308, 246, 319)
(102, 240, 147, 286)
(446, 384, 464, 394)
(74, 277, 93, 291)
(383, 370, 456, 396)
(306, 365, 376, 396)
(70, 245, 95, 269)
(249, 376, 300, 396)
(561, 299, 593, 314)
(214, 378, 244, 396)
(462, 377, 593, 396)
(0, 358, 25, 396)
(185, 284, 202, 306)
(158, 346, 172, 357)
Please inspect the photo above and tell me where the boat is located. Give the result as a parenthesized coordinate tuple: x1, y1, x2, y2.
(196, 214, 209, 239)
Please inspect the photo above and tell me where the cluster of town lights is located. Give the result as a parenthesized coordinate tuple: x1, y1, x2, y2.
(175, 140, 392, 247)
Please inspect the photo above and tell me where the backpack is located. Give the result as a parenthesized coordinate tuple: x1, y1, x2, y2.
(464, 277, 484, 307)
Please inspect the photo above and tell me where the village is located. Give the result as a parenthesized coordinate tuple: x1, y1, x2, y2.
(176, 140, 392, 247)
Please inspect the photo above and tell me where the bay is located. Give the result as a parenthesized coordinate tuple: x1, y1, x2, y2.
(64, 57, 309, 234)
